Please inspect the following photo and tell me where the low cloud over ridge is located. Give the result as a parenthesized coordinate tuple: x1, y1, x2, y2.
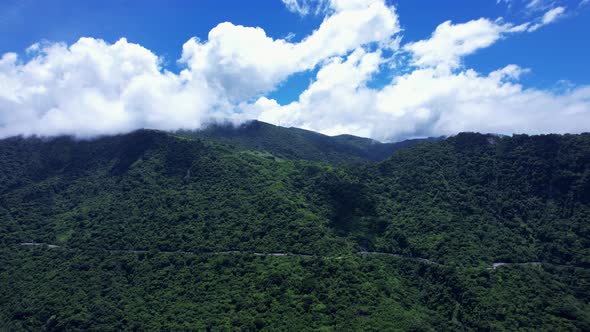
(0, 0, 588, 141)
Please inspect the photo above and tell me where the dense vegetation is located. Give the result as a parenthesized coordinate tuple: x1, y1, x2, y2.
(178, 120, 437, 165)
(365, 133, 590, 267)
(1, 124, 589, 330)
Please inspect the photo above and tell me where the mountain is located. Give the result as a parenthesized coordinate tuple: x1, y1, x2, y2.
(1, 129, 589, 331)
(177, 120, 439, 164)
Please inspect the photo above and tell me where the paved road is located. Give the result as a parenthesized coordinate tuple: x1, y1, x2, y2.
(18, 242, 441, 265)
(19, 242, 585, 270)
(356, 251, 441, 266)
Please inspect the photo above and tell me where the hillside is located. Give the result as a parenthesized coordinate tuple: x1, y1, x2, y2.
(1, 130, 589, 331)
(361, 133, 590, 267)
(178, 120, 438, 164)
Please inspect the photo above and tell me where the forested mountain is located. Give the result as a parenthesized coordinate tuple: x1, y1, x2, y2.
(178, 120, 438, 164)
(1, 127, 589, 331)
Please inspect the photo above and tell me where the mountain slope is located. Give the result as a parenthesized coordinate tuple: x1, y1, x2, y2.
(0, 130, 351, 254)
(1, 130, 589, 330)
(364, 133, 590, 266)
(178, 120, 438, 164)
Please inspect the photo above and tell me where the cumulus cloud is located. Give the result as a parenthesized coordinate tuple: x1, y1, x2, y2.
(1, 0, 589, 141)
(0, 38, 226, 138)
(250, 48, 384, 137)
(180, 1, 398, 101)
(245, 13, 590, 141)
(247, 48, 590, 142)
(0, 0, 399, 138)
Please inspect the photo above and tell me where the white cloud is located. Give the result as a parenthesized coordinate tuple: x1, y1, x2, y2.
(248, 52, 590, 141)
(542, 6, 566, 24)
(403, 19, 514, 71)
(281, 0, 328, 16)
(282, 0, 312, 15)
(251, 48, 383, 137)
(372, 66, 590, 140)
(526, 0, 543, 10)
(0, 0, 588, 142)
(528, 6, 566, 31)
(281, 0, 376, 16)
(244, 14, 590, 141)
(0, 0, 399, 138)
(0, 38, 225, 138)
(402, 18, 538, 71)
(525, 0, 555, 12)
(180, 0, 398, 101)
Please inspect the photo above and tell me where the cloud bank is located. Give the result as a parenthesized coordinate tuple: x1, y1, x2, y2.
(0, 0, 588, 141)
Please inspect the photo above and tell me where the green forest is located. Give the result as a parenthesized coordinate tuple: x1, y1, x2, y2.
(1, 122, 589, 331)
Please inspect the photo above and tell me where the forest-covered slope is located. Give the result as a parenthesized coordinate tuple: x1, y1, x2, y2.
(1, 129, 589, 331)
(178, 120, 437, 164)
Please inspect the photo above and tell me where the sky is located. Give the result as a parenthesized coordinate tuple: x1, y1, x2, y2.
(0, 0, 589, 142)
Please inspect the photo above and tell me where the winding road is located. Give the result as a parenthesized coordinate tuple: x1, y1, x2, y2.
(18, 242, 584, 270)
(17, 242, 442, 265)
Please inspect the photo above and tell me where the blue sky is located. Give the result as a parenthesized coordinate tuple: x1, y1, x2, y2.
(3, 0, 588, 91)
(1, 0, 589, 141)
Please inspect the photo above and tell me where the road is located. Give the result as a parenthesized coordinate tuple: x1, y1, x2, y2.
(17, 242, 441, 265)
(19, 242, 585, 270)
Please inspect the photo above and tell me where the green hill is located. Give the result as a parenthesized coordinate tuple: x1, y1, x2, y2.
(0, 129, 589, 331)
(178, 120, 438, 164)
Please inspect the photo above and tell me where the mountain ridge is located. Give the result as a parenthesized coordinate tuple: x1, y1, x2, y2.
(175, 120, 442, 164)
